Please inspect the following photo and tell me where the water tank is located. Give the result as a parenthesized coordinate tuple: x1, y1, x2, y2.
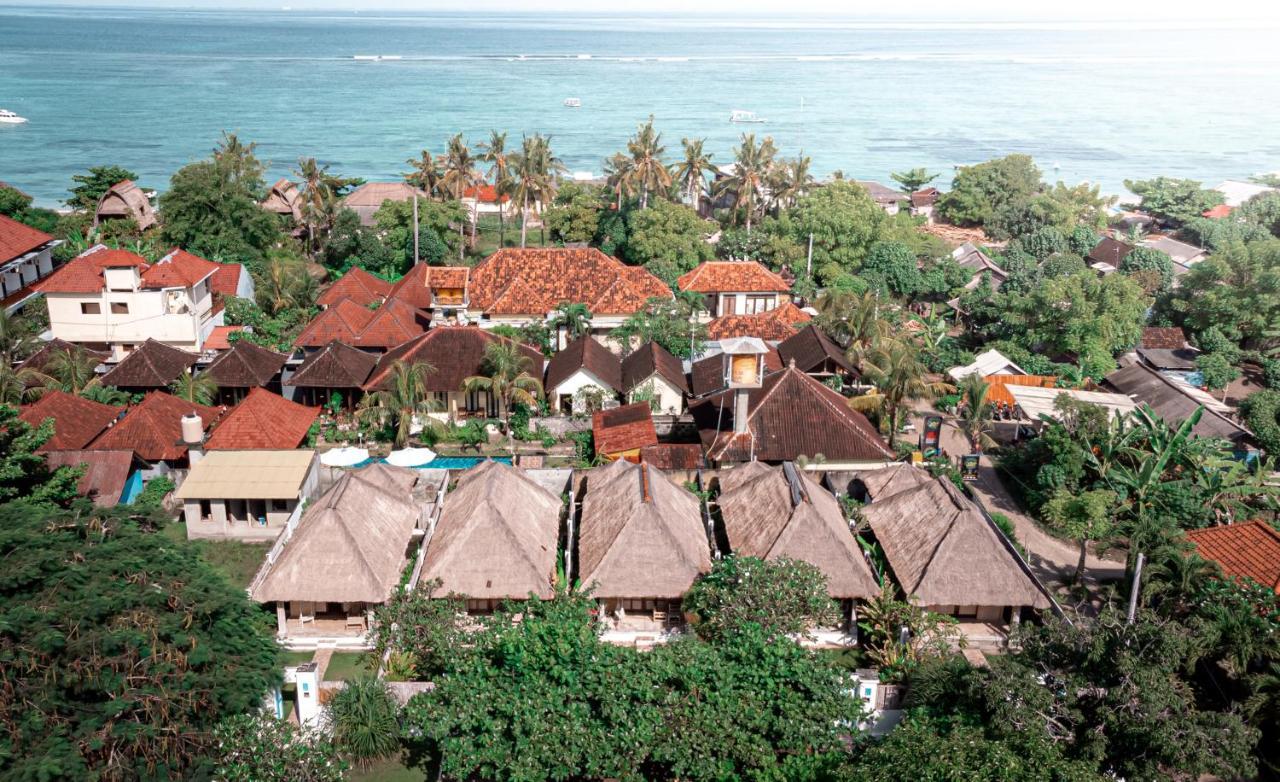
(180, 413, 203, 445)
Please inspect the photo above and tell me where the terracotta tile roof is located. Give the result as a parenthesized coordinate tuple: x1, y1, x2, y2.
(621, 341, 689, 394)
(18, 339, 108, 375)
(202, 340, 288, 387)
(209, 263, 244, 298)
(101, 339, 199, 389)
(467, 248, 670, 316)
(640, 443, 705, 470)
(364, 326, 544, 392)
(1186, 520, 1280, 593)
(20, 390, 124, 451)
(317, 267, 392, 308)
(141, 249, 220, 289)
(910, 187, 940, 208)
(88, 391, 223, 462)
(386, 265, 472, 311)
(204, 387, 320, 450)
(593, 403, 659, 457)
(287, 341, 377, 389)
(1140, 326, 1187, 350)
(44, 449, 133, 506)
(294, 298, 377, 348)
(706, 302, 812, 341)
(462, 184, 510, 204)
(204, 325, 245, 351)
(690, 348, 782, 397)
(677, 260, 790, 294)
(546, 336, 623, 393)
(37, 245, 146, 294)
(776, 324, 855, 375)
(1088, 237, 1134, 267)
(1202, 204, 1234, 219)
(691, 364, 894, 464)
(0, 213, 54, 263)
(350, 298, 429, 349)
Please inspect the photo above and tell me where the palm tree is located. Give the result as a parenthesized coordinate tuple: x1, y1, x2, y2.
(714, 133, 777, 235)
(509, 134, 565, 248)
(257, 253, 315, 316)
(548, 302, 592, 347)
(956, 374, 997, 452)
(0, 308, 36, 364)
(768, 154, 814, 213)
(849, 339, 954, 447)
(295, 157, 357, 258)
(170, 371, 218, 406)
(672, 137, 713, 210)
(603, 152, 634, 211)
(439, 134, 483, 259)
(478, 131, 513, 247)
(404, 149, 441, 198)
(0, 363, 46, 405)
(625, 115, 671, 209)
(462, 341, 543, 454)
(357, 360, 441, 448)
(814, 291, 891, 368)
(42, 345, 104, 396)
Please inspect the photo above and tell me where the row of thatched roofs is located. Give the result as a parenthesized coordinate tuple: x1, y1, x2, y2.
(250, 459, 1051, 612)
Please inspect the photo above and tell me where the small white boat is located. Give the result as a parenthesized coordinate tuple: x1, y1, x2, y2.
(563, 97, 582, 108)
(353, 55, 402, 62)
(0, 109, 27, 124)
(730, 109, 766, 124)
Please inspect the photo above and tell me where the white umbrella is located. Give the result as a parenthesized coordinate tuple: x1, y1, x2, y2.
(385, 447, 437, 468)
(320, 446, 370, 467)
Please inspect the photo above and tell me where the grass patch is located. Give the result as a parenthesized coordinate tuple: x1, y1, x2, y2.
(348, 756, 423, 782)
(159, 522, 269, 590)
(280, 650, 315, 667)
(323, 651, 372, 681)
(819, 647, 868, 671)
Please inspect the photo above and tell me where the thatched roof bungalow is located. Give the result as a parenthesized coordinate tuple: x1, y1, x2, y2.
(717, 461, 879, 601)
(261, 178, 304, 222)
(421, 461, 563, 612)
(94, 180, 156, 231)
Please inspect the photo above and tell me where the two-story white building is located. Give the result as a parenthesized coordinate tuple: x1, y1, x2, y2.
(677, 260, 792, 319)
(37, 245, 223, 361)
(0, 214, 61, 313)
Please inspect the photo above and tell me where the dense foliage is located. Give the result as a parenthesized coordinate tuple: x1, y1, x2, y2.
(683, 556, 839, 641)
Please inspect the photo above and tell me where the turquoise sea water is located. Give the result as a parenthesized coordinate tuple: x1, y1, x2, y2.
(2, 6, 1279, 206)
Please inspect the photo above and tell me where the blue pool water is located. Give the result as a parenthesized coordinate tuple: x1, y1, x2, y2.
(348, 455, 513, 469)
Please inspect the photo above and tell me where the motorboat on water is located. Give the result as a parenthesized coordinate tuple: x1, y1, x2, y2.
(0, 109, 27, 124)
(353, 55, 402, 61)
(564, 97, 582, 108)
(729, 109, 766, 124)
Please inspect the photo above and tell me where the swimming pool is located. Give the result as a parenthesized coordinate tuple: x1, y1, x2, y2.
(347, 455, 513, 470)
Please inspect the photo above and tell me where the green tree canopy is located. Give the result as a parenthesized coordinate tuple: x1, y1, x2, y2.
(683, 556, 839, 642)
(778, 180, 886, 287)
(1157, 238, 1280, 351)
(67, 164, 139, 211)
(624, 199, 715, 285)
(0, 405, 82, 504)
(611, 294, 707, 359)
(544, 180, 603, 244)
(1119, 245, 1175, 293)
(936, 154, 1043, 228)
(860, 240, 921, 297)
(1123, 176, 1225, 226)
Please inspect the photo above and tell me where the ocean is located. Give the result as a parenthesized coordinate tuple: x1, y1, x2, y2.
(2, 6, 1279, 207)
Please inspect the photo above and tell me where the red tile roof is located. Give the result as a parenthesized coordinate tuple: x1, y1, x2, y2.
(351, 298, 429, 349)
(88, 391, 223, 462)
(37, 246, 147, 294)
(691, 364, 893, 464)
(20, 390, 124, 452)
(142, 249, 220, 289)
(593, 403, 659, 457)
(209, 263, 244, 298)
(318, 267, 393, 308)
(364, 326, 544, 392)
(910, 187, 940, 208)
(205, 325, 245, 351)
(204, 387, 320, 450)
(621, 341, 689, 394)
(44, 449, 132, 506)
(468, 248, 670, 316)
(387, 264, 471, 309)
(1140, 327, 1188, 350)
(462, 184, 511, 204)
(677, 261, 790, 294)
(706, 302, 812, 341)
(0, 213, 54, 263)
(640, 443, 705, 470)
(294, 298, 377, 348)
(1186, 521, 1280, 593)
(1202, 204, 1234, 219)
(101, 339, 199, 389)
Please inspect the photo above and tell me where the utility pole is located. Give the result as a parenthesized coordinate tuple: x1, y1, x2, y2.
(806, 232, 814, 278)
(412, 194, 420, 265)
(1126, 552, 1144, 625)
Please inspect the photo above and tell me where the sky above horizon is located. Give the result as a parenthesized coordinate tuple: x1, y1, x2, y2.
(4, 0, 1280, 20)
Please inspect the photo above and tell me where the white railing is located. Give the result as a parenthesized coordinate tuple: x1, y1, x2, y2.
(246, 500, 306, 596)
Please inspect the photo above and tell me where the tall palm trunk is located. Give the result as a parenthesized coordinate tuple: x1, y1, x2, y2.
(469, 202, 478, 247)
(520, 193, 529, 248)
(458, 217, 465, 261)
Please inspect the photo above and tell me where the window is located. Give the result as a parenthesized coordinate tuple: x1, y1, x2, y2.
(744, 295, 775, 315)
(80, 302, 101, 315)
(721, 295, 738, 315)
(110, 302, 129, 315)
(271, 499, 288, 512)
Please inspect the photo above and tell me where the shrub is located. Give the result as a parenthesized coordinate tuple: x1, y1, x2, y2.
(325, 677, 402, 767)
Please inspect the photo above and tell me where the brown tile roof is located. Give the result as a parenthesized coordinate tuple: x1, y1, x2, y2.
(621, 341, 689, 394)
(0, 213, 54, 263)
(691, 364, 894, 463)
(294, 298, 377, 348)
(101, 339, 199, 389)
(351, 298, 429, 349)
(677, 260, 790, 294)
(640, 443, 705, 470)
(386, 264, 470, 309)
(776, 324, 855, 375)
(44, 449, 133, 506)
(209, 263, 244, 299)
(689, 348, 782, 397)
(1088, 237, 1134, 267)
(317, 267, 392, 308)
(205, 388, 320, 450)
(18, 339, 108, 375)
(287, 341, 377, 388)
(467, 248, 670, 316)
(546, 336, 623, 393)
(202, 340, 288, 388)
(204, 325, 244, 351)
(1140, 326, 1188, 350)
(342, 182, 429, 226)
(706, 302, 812, 341)
(593, 403, 659, 456)
(37, 246, 146, 294)
(910, 187, 940, 207)
(88, 391, 223, 462)
(20, 390, 124, 451)
(142, 249, 220, 290)
(365, 326, 545, 392)
(1186, 521, 1280, 593)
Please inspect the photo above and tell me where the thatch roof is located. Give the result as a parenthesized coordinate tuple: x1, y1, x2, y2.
(101, 339, 197, 389)
(261, 178, 304, 221)
(252, 463, 423, 604)
(717, 461, 879, 598)
(839, 463, 934, 502)
(202, 340, 287, 387)
(859, 477, 1050, 609)
(422, 461, 562, 600)
(287, 341, 377, 389)
(94, 180, 156, 231)
(577, 459, 710, 598)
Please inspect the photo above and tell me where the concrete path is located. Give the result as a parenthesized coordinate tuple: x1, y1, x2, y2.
(311, 648, 333, 681)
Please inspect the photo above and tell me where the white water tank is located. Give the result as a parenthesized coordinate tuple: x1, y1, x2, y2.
(180, 413, 203, 445)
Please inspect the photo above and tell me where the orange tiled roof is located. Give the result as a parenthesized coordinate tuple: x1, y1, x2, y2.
(87, 391, 223, 462)
(20, 390, 123, 452)
(706, 302, 812, 341)
(386, 264, 471, 309)
(983, 375, 1058, 406)
(1202, 204, 1234, 219)
(462, 184, 511, 204)
(0, 213, 54, 263)
(37, 246, 146, 294)
(141, 249, 220, 290)
(677, 260, 790, 294)
(209, 263, 244, 298)
(1186, 520, 1280, 593)
(593, 402, 659, 457)
(351, 298, 428, 349)
(318, 267, 392, 308)
(205, 325, 245, 351)
(204, 388, 320, 450)
(294, 298, 377, 348)
(468, 248, 671, 316)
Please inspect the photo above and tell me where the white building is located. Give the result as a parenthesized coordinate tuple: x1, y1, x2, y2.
(175, 449, 320, 541)
(37, 245, 222, 361)
(0, 214, 61, 313)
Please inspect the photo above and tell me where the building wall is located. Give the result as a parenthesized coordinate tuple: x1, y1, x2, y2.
(712, 292, 783, 317)
(628, 375, 685, 415)
(1, 245, 56, 306)
(183, 496, 300, 541)
(45, 280, 214, 359)
(550, 368, 617, 415)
